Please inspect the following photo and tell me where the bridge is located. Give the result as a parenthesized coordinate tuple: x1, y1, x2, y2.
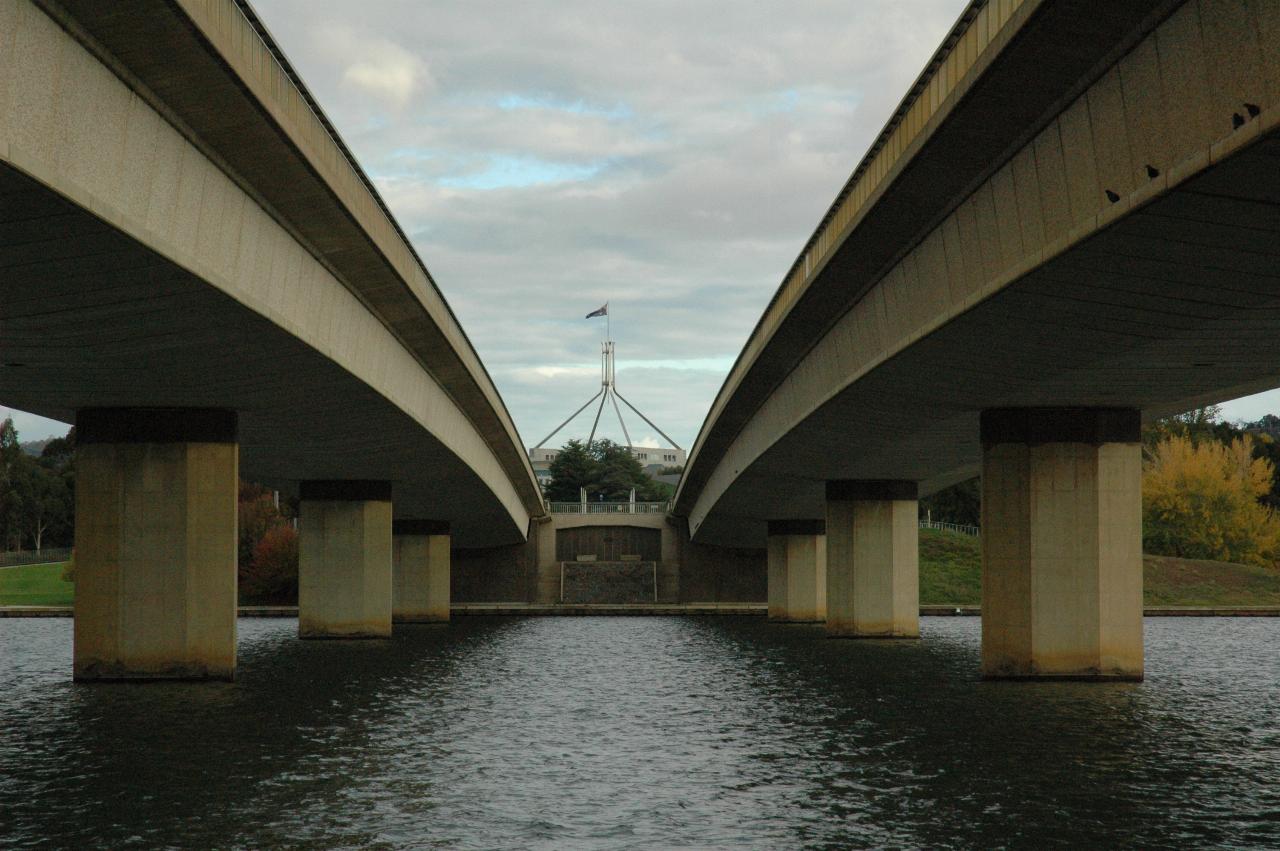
(675, 0, 1280, 679)
(1, 0, 544, 678)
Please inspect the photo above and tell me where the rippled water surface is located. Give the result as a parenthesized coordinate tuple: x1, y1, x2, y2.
(2, 616, 1279, 849)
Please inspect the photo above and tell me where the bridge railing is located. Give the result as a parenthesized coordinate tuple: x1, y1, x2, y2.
(0, 547, 73, 568)
(919, 520, 979, 537)
(548, 502, 670, 515)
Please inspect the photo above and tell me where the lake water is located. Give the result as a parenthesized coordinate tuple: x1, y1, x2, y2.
(2, 616, 1279, 849)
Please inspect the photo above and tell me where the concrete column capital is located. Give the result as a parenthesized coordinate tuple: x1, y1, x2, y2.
(393, 519, 450, 536)
(766, 519, 825, 536)
(980, 407, 1140, 447)
(825, 480, 918, 502)
(299, 480, 393, 502)
(77, 407, 237, 444)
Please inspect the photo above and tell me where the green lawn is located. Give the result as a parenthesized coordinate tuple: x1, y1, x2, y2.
(1142, 555, 1280, 606)
(0, 561, 73, 606)
(920, 528, 983, 605)
(919, 528, 1280, 607)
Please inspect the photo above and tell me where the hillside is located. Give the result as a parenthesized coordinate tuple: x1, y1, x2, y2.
(919, 528, 1280, 607)
(18, 438, 49, 457)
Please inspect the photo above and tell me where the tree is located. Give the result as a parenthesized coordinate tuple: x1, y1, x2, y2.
(1248, 432, 1280, 511)
(919, 477, 980, 526)
(33, 427, 75, 550)
(24, 462, 70, 552)
(40, 427, 75, 468)
(544, 439, 671, 502)
(545, 440, 595, 502)
(1251, 413, 1280, 432)
(1143, 432, 1280, 566)
(0, 418, 26, 550)
(0, 420, 75, 551)
(591, 440, 663, 501)
(0, 418, 19, 465)
(1143, 405, 1234, 451)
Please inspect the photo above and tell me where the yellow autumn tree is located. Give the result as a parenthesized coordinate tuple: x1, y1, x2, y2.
(1143, 433, 1280, 566)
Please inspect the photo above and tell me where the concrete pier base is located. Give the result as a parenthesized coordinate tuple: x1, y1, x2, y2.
(825, 481, 919, 638)
(980, 408, 1143, 680)
(392, 520, 450, 623)
(73, 409, 238, 681)
(298, 481, 393, 639)
(766, 520, 826, 622)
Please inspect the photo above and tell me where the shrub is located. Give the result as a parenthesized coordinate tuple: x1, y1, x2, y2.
(239, 489, 284, 570)
(61, 551, 74, 583)
(240, 524, 298, 605)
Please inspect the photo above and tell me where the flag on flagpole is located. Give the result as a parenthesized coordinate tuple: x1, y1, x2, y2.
(585, 303, 608, 319)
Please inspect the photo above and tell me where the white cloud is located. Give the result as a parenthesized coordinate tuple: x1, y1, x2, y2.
(316, 25, 432, 108)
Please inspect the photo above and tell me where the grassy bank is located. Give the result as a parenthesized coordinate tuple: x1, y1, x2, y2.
(920, 528, 1280, 607)
(4, 536, 1280, 609)
(920, 530, 984, 605)
(0, 561, 73, 606)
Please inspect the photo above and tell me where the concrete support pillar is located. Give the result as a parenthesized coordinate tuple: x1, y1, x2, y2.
(981, 408, 1143, 680)
(392, 520, 450, 623)
(766, 520, 826, 622)
(73, 408, 238, 681)
(825, 481, 919, 638)
(298, 480, 392, 639)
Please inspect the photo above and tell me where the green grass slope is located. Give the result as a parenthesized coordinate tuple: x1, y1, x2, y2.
(920, 529, 983, 605)
(1142, 555, 1280, 606)
(0, 561, 73, 606)
(919, 528, 1280, 607)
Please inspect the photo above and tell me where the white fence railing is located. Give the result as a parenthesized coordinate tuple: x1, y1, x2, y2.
(919, 520, 979, 537)
(548, 502, 670, 515)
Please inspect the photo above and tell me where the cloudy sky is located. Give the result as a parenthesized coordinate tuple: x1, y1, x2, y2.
(7, 0, 1280, 446)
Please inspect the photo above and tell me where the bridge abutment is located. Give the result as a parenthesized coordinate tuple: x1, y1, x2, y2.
(766, 520, 826, 622)
(298, 481, 393, 639)
(392, 520, 451, 623)
(980, 409, 1143, 680)
(73, 409, 238, 681)
(824, 481, 919, 638)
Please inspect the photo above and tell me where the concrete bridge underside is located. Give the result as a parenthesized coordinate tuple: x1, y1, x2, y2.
(691, 132, 1280, 546)
(675, 0, 1280, 679)
(1, 0, 549, 679)
(0, 161, 518, 544)
(679, 0, 1280, 546)
(0, 0, 542, 547)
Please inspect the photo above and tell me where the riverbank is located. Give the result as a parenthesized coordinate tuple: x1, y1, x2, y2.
(6, 604, 1280, 618)
(7, 531, 1280, 611)
(919, 529, 1280, 607)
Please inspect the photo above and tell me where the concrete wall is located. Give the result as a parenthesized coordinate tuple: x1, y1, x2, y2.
(450, 515, 766, 604)
(677, 534, 767, 603)
(451, 525, 540, 603)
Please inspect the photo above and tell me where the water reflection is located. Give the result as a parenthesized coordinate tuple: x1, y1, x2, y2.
(2, 616, 1278, 848)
